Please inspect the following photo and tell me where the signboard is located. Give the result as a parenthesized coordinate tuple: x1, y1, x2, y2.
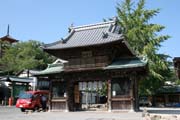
(74, 85, 80, 103)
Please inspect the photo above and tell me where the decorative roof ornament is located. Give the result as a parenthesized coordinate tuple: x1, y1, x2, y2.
(7, 24, 10, 36)
(113, 16, 118, 23)
(102, 32, 108, 39)
(0, 24, 18, 43)
(53, 59, 68, 64)
(68, 23, 74, 33)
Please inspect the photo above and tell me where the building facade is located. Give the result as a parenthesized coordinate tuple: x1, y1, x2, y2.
(35, 19, 148, 112)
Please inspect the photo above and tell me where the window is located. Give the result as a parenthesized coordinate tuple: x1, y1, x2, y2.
(52, 81, 66, 98)
(38, 81, 49, 90)
(169, 95, 179, 103)
(82, 51, 92, 58)
(111, 78, 130, 97)
(68, 58, 80, 68)
(81, 51, 95, 67)
(19, 92, 33, 99)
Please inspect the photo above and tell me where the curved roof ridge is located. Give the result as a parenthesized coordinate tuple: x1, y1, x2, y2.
(43, 29, 75, 48)
(106, 31, 123, 38)
(43, 18, 125, 50)
(73, 20, 115, 31)
(43, 40, 62, 48)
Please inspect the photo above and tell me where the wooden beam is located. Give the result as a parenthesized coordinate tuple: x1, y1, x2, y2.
(107, 79, 111, 112)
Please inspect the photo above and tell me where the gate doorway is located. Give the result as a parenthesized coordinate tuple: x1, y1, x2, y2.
(74, 81, 108, 111)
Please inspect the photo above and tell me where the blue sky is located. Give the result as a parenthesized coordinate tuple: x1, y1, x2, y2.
(0, 0, 179, 59)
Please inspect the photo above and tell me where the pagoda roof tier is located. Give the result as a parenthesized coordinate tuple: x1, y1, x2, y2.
(0, 35, 18, 43)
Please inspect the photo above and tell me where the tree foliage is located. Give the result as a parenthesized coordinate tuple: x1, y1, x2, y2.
(116, 0, 171, 95)
(0, 40, 55, 74)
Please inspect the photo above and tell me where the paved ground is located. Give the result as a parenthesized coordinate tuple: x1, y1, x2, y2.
(141, 107, 180, 120)
(0, 106, 142, 120)
(141, 107, 180, 115)
(1, 106, 180, 120)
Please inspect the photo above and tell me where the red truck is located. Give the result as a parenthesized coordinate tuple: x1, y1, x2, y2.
(16, 90, 49, 112)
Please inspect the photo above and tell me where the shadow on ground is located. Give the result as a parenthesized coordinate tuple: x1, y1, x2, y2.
(148, 110, 180, 114)
(141, 107, 180, 115)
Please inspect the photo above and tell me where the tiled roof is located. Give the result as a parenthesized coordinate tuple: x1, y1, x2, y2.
(32, 57, 148, 76)
(43, 19, 123, 50)
(104, 57, 148, 70)
(0, 35, 18, 43)
(0, 76, 33, 83)
(31, 63, 63, 75)
(157, 85, 180, 94)
(32, 59, 65, 76)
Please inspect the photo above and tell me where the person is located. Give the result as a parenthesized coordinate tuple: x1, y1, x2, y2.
(41, 94, 47, 111)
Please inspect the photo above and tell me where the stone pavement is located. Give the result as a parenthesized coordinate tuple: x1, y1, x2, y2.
(142, 107, 180, 114)
(0, 106, 142, 120)
(141, 107, 180, 120)
(2, 106, 180, 120)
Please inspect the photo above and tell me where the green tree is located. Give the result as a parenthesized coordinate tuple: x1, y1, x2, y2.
(0, 40, 11, 58)
(0, 40, 55, 74)
(116, 0, 171, 95)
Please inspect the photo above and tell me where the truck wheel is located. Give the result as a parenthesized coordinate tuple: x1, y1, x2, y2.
(33, 106, 39, 112)
(21, 108, 25, 112)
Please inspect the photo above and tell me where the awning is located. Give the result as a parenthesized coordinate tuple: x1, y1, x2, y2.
(156, 85, 180, 94)
(104, 57, 147, 70)
(32, 63, 64, 76)
(0, 76, 33, 83)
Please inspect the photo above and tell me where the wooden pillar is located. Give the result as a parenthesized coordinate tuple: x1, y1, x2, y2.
(66, 78, 72, 112)
(130, 72, 139, 111)
(49, 78, 52, 111)
(164, 94, 168, 107)
(107, 79, 111, 112)
(65, 97, 69, 112)
(64, 79, 71, 112)
(9, 81, 14, 106)
(11, 82, 15, 99)
(130, 76, 134, 112)
(134, 76, 139, 111)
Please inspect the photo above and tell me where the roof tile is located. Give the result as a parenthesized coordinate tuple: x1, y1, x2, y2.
(44, 20, 123, 50)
